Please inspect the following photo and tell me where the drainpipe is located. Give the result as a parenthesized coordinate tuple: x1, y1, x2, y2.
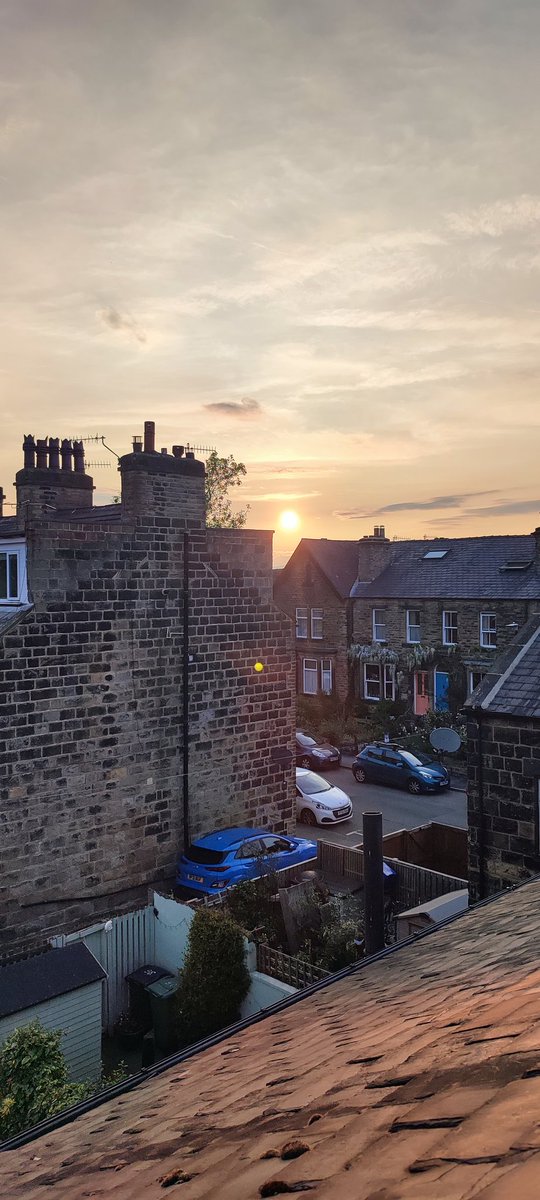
(182, 532, 190, 850)
(363, 811, 385, 955)
(476, 711, 486, 900)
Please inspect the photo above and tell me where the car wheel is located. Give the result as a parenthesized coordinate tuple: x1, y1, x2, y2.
(300, 756, 312, 769)
(353, 766, 367, 783)
(300, 808, 318, 827)
(407, 778, 421, 794)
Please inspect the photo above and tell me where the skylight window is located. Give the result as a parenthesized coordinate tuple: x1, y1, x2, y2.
(500, 560, 533, 571)
(423, 550, 448, 559)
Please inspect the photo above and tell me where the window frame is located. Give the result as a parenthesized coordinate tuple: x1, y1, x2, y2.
(406, 608, 421, 644)
(302, 657, 318, 695)
(468, 668, 486, 695)
(0, 541, 27, 606)
(321, 657, 333, 694)
(442, 609, 458, 646)
(310, 607, 323, 640)
(480, 612, 497, 649)
(372, 608, 386, 643)
(295, 607, 308, 639)
(363, 662, 395, 702)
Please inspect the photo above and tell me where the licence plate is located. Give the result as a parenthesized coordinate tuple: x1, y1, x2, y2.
(336, 808, 350, 817)
(188, 874, 204, 883)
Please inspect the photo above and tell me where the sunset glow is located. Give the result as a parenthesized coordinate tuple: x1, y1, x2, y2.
(279, 510, 301, 533)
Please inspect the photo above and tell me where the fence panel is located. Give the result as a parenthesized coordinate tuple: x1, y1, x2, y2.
(51, 906, 155, 1032)
(256, 943, 330, 988)
(316, 840, 466, 911)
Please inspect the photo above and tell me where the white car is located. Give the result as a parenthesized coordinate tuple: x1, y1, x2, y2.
(295, 768, 353, 827)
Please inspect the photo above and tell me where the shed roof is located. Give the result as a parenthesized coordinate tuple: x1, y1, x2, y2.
(0, 944, 106, 1019)
(465, 611, 540, 718)
(4, 881, 540, 1197)
(350, 534, 539, 599)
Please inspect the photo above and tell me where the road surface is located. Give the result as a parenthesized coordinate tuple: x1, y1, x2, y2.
(296, 760, 467, 847)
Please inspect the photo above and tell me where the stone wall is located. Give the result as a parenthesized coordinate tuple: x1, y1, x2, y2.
(273, 547, 350, 702)
(0, 443, 295, 956)
(467, 713, 540, 898)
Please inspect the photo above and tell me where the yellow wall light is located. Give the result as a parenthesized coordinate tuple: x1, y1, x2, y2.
(253, 660, 265, 673)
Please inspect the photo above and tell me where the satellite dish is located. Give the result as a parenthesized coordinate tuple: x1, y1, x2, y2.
(430, 727, 461, 753)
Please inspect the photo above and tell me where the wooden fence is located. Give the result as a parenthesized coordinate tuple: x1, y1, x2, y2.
(316, 840, 466, 912)
(256, 943, 330, 989)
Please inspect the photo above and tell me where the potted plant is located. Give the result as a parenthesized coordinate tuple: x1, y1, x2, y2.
(113, 1011, 144, 1050)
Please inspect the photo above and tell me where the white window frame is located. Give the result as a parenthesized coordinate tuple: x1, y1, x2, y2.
(372, 608, 386, 642)
(295, 607, 308, 639)
(0, 541, 27, 605)
(442, 609, 458, 646)
(480, 612, 497, 649)
(321, 658, 333, 694)
(468, 669, 486, 695)
(302, 658, 318, 694)
(311, 607, 323, 639)
(363, 663, 395, 702)
(406, 609, 421, 643)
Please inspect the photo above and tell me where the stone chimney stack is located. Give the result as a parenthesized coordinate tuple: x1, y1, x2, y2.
(119, 420, 206, 527)
(16, 435, 94, 521)
(533, 527, 540, 572)
(356, 525, 393, 584)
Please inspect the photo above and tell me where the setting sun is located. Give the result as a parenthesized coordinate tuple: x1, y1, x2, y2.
(279, 509, 301, 532)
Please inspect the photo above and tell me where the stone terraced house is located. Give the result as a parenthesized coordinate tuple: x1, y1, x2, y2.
(465, 612, 540, 900)
(275, 527, 540, 715)
(0, 423, 295, 956)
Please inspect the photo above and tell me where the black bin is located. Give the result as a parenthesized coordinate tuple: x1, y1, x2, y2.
(125, 965, 172, 1032)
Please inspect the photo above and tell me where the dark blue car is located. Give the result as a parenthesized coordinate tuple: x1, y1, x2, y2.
(176, 826, 318, 895)
(352, 744, 449, 795)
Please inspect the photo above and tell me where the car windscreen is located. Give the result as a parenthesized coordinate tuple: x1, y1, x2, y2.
(400, 750, 433, 767)
(297, 733, 316, 747)
(186, 845, 227, 865)
(298, 771, 332, 795)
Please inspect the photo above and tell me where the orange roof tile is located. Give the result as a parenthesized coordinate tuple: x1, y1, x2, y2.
(3, 880, 540, 1199)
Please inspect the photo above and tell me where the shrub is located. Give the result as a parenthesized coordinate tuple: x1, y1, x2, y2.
(175, 909, 251, 1047)
(0, 1021, 89, 1140)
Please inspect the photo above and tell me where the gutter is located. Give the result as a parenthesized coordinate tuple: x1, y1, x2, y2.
(3, 870, 540, 1153)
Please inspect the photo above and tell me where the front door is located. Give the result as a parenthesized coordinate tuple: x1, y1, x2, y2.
(434, 670, 450, 712)
(414, 671, 430, 715)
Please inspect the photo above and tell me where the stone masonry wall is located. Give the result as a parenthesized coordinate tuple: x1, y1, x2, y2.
(1, 498, 295, 955)
(467, 714, 540, 899)
(353, 597, 534, 706)
(274, 548, 350, 702)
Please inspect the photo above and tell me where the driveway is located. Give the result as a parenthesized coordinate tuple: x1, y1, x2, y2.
(296, 760, 467, 847)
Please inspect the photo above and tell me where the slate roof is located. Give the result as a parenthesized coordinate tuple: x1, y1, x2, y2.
(50, 503, 122, 523)
(0, 516, 23, 537)
(465, 612, 540, 719)
(0, 604, 33, 640)
(0, 944, 106, 1019)
(350, 534, 539, 600)
(5, 881, 540, 1196)
(284, 538, 360, 599)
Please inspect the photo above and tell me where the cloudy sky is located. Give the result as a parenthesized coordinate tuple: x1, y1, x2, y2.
(1, 0, 539, 562)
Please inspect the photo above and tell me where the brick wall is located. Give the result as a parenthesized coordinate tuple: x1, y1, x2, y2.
(273, 548, 350, 702)
(0, 443, 295, 956)
(467, 714, 540, 898)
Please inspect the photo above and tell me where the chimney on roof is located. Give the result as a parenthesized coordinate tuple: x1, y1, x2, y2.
(356, 526, 392, 584)
(534, 527, 540, 572)
(119, 420, 205, 527)
(15, 434, 94, 520)
(0, 486, 4, 518)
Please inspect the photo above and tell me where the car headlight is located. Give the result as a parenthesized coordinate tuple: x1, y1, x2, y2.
(314, 802, 332, 811)
(312, 749, 326, 757)
(418, 769, 434, 779)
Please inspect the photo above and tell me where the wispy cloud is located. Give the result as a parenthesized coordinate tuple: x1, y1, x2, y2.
(448, 195, 540, 238)
(203, 396, 262, 418)
(98, 308, 147, 344)
(465, 499, 540, 518)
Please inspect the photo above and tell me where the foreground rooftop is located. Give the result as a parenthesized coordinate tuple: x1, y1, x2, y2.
(3, 879, 540, 1198)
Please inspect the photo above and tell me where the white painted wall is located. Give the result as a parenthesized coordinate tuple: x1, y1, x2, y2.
(0, 982, 103, 1083)
(240, 971, 297, 1019)
(153, 893, 195, 974)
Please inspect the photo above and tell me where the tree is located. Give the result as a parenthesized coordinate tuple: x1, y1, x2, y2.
(175, 909, 250, 1046)
(0, 1021, 88, 1139)
(205, 451, 249, 528)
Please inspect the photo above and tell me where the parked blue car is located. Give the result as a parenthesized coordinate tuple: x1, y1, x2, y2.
(176, 826, 318, 895)
(352, 743, 449, 795)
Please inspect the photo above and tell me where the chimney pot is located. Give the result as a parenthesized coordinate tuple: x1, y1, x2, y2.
(161, 447, 168, 455)
(143, 421, 155, 454)
(0, 486, 4, 518)
(48, 437, 60, 469)
(23, 435, 36, 470)
(172, 445, 185, 458)
(73, 440, 85, 473)
(133, 435, 143, 453)
(60, 438, 73, 471)
(36, 438, 48, 469)
(186, 450, 195, 459)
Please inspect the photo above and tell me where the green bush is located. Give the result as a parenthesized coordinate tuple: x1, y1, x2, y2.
(175, 909, 251, 1047)
(0, 1021, 90, 1140)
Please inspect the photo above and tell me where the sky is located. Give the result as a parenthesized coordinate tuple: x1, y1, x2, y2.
(1, 0, 539, 565)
